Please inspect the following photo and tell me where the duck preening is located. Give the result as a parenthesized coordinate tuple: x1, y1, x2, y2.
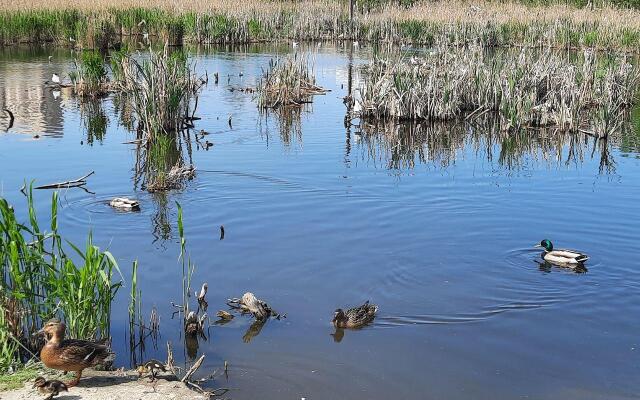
(36, 319, 115, 387)
(33, 376, 68, 400)
(332, 301, 378, 328)
(535, 239, 589, 267)
(136, 359, 167, 382)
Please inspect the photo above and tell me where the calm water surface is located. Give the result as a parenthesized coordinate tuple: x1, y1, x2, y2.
(1, 44, 639, 400)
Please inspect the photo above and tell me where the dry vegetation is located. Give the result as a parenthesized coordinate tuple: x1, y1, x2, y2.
(0, 0, 639, 50)
(356, 45, 640, 136)
(257, 54, 327, 108)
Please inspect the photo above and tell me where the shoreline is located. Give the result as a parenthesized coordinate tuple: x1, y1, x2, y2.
(0, 369, 208, 400)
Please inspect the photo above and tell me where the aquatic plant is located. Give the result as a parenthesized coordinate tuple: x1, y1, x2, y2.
(70, 51, 109, 97)
(0, 187, 122, 371)
(356, 46, 640, 135)
(112, 45, 204, 141)
(256, 54, 327, 108)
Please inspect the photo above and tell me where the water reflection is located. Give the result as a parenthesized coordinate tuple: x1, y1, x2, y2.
(354, 118, 627, 173)
(80, 99, 108, 145)
(260, 106, 305, 148)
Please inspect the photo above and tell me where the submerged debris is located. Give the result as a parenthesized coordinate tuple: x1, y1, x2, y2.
(216, 310, 234, 321)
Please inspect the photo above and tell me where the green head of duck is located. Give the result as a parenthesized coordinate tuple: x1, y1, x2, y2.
(537, 239, 553, 252)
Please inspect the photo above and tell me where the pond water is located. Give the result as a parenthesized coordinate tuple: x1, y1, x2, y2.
(1, 43, 640, 400)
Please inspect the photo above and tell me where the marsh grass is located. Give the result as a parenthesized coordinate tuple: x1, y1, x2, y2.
(356, 46, 640, 135)
(0, 188, 122, 371)
(70, 51, 109, 97)
(257, 54, 327, 108)
(1, 1, 639, 51)
(113, 45, 204, 141)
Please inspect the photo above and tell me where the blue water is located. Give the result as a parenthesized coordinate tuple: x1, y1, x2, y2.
(1, 43, 639, 400)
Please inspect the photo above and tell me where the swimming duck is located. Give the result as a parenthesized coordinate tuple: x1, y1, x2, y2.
(33, 376, 68, 400)
(37, 319, 114, 387)
(332, 301, 378, 328)
(109, 197, 140, 210)
(535, 239, 589, 266)
(136, 359, 167, 382)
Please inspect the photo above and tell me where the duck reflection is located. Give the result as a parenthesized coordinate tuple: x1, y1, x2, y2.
(330, 327, 345, 343)
(242, 319, 266, 343)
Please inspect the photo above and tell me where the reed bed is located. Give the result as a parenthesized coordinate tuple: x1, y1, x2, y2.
(356, 46, 640, 135)
(0, 188, 122, 371)
(113, 45, 204, 140)
(70, 51, 109, 97)
(257, 54, 326, 108)
(0, 1, 639, 51)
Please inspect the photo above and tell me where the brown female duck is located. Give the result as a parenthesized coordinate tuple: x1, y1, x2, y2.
(332, 301, 378, 328)
(37, 319, 114, 387)
(33, 376, 68, 400)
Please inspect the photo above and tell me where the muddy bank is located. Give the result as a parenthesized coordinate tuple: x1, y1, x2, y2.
(0, 370, 206, 400)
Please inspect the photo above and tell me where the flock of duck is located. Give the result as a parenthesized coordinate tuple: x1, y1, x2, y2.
(30, 239, 588, 397)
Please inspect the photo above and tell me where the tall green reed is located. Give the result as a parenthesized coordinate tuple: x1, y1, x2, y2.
(0, 187, 122, 370)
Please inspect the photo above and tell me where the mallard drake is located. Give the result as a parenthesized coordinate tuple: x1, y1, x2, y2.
(535, 239, 589, 266)
(332, 301, 378, 328)
(136, 359, 167, 381)
(109, 197, 140, 210)
(37, 319, 114, 387)
(33, 376, 68, 400)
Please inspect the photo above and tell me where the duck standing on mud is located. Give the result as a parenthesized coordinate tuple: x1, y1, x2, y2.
(332, 301, 378, 328)
(36, 319, 114, 387)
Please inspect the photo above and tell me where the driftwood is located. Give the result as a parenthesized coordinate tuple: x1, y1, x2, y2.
(35, 171, 95, 190)
(227, 292, 284, 321)
(181, 354, 205, 383)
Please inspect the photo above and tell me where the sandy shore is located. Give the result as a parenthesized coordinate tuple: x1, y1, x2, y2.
(0, 370, 207, 400)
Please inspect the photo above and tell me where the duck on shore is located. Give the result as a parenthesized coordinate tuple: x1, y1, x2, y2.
(136, 359, 167, 382)
(36, 319, 114, 387)
(535, 239, 589, 267)
(332, 301, 378, 328)
(33, 376, 68, 400)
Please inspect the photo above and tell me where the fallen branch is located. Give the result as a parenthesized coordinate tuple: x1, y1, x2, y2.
(34, 171, 95, 189)
(181, 354, 205, 382)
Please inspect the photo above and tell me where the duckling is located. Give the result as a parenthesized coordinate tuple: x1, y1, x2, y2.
(37, 319, 114, 387)
(535, 239, 589, 267)
(136, 359, 167, 382)
(332, 301, 378, 329)
(33, 376, 68, 400)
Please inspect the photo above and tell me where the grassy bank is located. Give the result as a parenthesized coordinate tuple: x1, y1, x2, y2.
(0, 0, 639, 51)
(0, 189, 122, 372)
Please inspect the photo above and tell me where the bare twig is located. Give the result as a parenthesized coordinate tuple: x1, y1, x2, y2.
(34, 171, 95, 189)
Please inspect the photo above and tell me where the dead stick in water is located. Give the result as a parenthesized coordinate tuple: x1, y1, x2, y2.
(34, 171, 95, 189)
(181, 354, 205, 382)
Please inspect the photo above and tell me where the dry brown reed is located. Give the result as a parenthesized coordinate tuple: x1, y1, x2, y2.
(256, 54, 327, 108)
(356, 45, 640, 136)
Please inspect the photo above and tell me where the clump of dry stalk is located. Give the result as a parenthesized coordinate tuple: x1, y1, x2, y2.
(257, 54, 327, 108)
(356, 45, 640, 136)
